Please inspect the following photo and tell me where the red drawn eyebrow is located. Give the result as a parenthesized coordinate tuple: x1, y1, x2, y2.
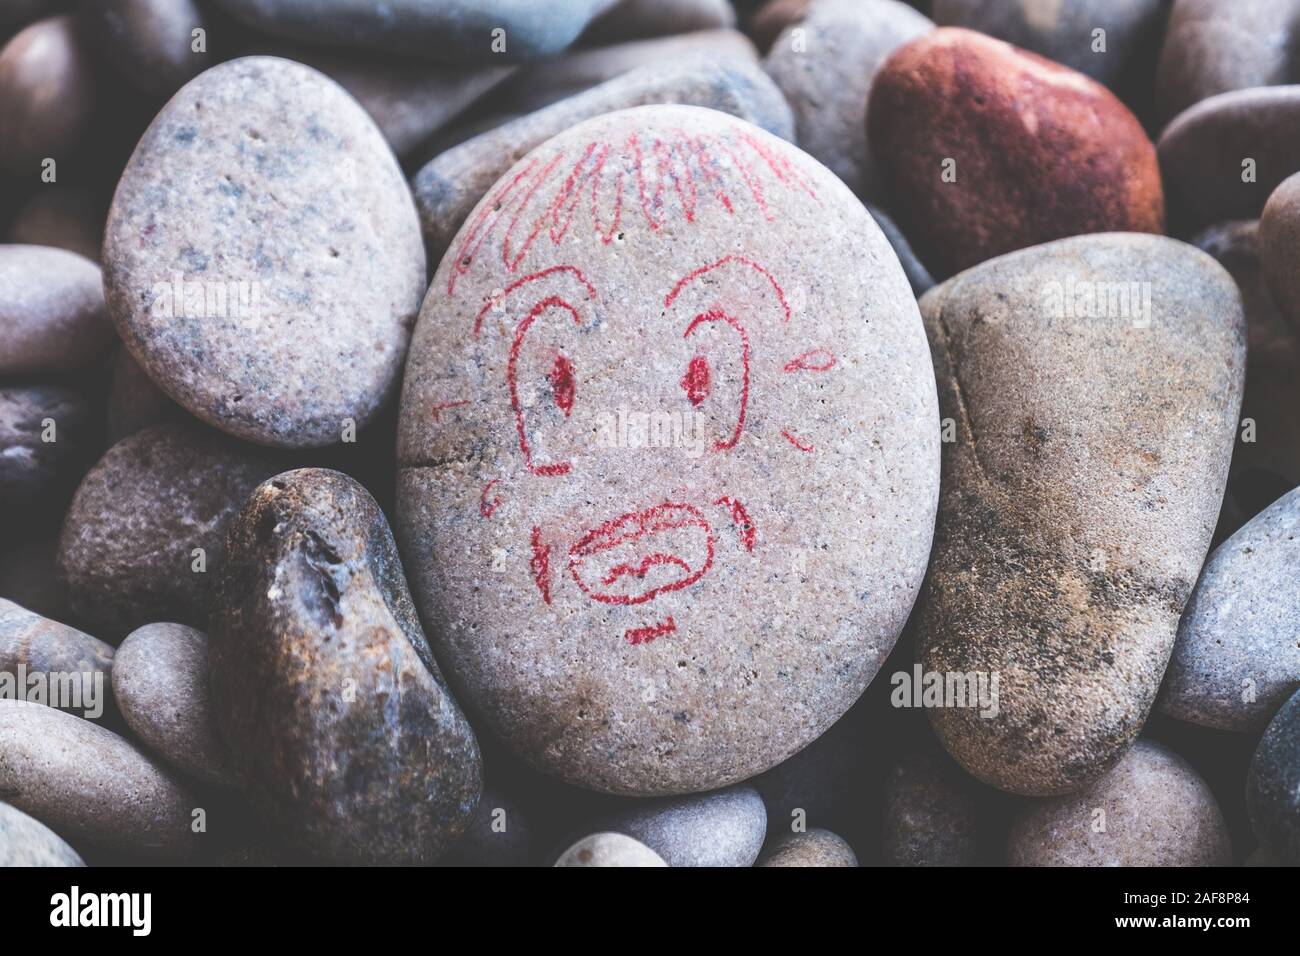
(473, 265, 597, 337)
(783, 348, 836, 372)
(663, 254, 792, 322)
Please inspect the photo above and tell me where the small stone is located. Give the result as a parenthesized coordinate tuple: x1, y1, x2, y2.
(442, 785, 534, 867)
(398, 104, 938, 796)
(1008, 739, 1232, 866)
(599, 784, 767, 867)
(554, 831, 667, 867)
(105, 345, 180, 444)
(0, 598, 113, 720)
(1247, 688, 1300, 864)
(0, 17, 95, 176)
(763, 0, 932, 199)
(869, 27, 1164, 277)
(1155, 0, 1300, 124)
(412, 60, 795, 264)
(0, 384, 94, 523)
(57, 422, 281, 635)
(0, 801, 84, 866)
(916, 233, 1245, 795)
(882, 748, 979, 866)
(5, 188, 104, 261)
(210, 468, 482, 865)
(112, 623, 234, 788)
(1260, 171, 1300, 334)
(582, 0, 735, 45)
(0, 245, 111, 375)
(758, 828, 858, 866)
(208, 0, 612, 63)
(103, 56, 426, 448)
(78, 0, 212, 100)
(1160, 488, 1300, 732)
(933, 0, 1164, 86)
(1159, 86, 1300, 231)
(0, 699, 197, 860)
(500, 29, 757, 115)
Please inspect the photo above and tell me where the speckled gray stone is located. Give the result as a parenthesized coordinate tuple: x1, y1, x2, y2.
(0, 17, 95, 176)
(1190, 220, 1300, 494)
(1247, 687, 1300, 864)
(1159, 86, 1300, 231)
(934, 0, 1163, 86)
(398, 104, 939, 796)
(412, 60, 794, 264)
(112, 623, 234, 787)
(600, 784, 766, 867)
(78, 0, 212, 99)
(499, 29, 757, 115)
(1156, 0, 1300, 124)
(57, 422, 281, 635)
(758, 828, 857, 866)
(1, 384, 93, 520)
(1160, 488, 1300, 732)
(554, 831, 667, 867)
(0, 598, 113, 719)
(5, 189, 103, 261)
(1260, 171, 1300, 335)
(1008, 739, 1232, 866)
(103, 56, 426, 448)
(882, 748, 978, 866)
(209, 0, 612, 63)
(0, 699, 197, 859)
(917, 233, 1245, 796)
(0, 245, 111, 375)
(763, 0, 931, 199)
(442, 785, 534, 866)
(210, 468, 482, 865)
(0, 801, 84, 866)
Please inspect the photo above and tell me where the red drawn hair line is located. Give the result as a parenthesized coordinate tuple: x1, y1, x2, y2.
(507, 295, 581, 477)
(683, 309, 749, 452)
(473, 265, 598, 337)
(479, 479, 503, 518)
(663, 255, 792, 323)
(449, 127, 821, 296)
(530, 526, 552, 605)
(714, 496, 756, 552)
(625, 617, 676, 646)
(782, 430, 815, 453)
(783, 348, 836, 372)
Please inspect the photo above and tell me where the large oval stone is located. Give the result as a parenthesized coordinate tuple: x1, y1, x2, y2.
(916, 233, 1245, 795)
(103, 56, 425, 448)
(397, 104, 939, 796)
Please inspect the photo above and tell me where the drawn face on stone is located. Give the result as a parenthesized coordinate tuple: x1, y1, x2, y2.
(397, 106, 938, 793)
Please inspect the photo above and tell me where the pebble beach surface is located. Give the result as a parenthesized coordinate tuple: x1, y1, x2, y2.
(0, 0, 1295, 871)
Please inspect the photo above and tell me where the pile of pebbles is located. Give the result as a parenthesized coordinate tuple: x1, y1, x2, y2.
(0, 0, 1296, 868)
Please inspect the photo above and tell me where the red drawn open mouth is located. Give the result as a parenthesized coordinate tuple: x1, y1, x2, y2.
(568, 502, 715, 605)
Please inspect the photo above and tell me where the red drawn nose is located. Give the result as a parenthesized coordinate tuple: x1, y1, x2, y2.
(568, 503, 715, 605)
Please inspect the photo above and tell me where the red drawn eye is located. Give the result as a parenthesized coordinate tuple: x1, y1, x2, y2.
(548, 353, 575, 416)
(681, 354, 711, 406)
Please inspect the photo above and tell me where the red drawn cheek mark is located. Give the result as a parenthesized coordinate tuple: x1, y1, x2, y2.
(680, 355, 711, 406)
(714, 496, 756, 552)
(782, 430, 815, 453)
(480, 479, 503, 518)
(684, 310, 749, 453)
(508, 295, 581, 477)
(625, 617, 676, 646)
(473, 266, 597, 338)
(530, 527, 552, 605)
(783, 349, 836, 373)
(548, 353, 575, 416)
